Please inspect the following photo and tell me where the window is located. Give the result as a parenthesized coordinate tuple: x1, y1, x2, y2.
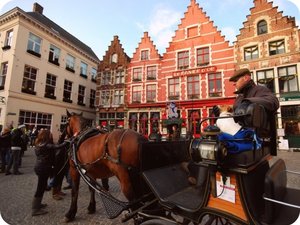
(0, 62, 8, 90)
(100, 90, 110, 106)
(147, 66, 157, 80)
(111, 53, 118, 63)
(132, 86, 142, 103)
(197, 47, 209, 66)
(178, 51, 189, 70)
(66, 54, 75, 72)
(269, 40, 285, 56)
(244, 45, 259, 61)
(78, 85, 86, 106)
(91, 68, 97, 82)
(19, 110, 52, 130)
(257, 20, 268, 35)
(90, 89, 96, 108)
(113, 90, 124, 105)
(278, 66, 298, 93)
(208, 73, 222, 97)
(27, 33, 41, 57)
(141, 50, 149, 60)
(168, 78, 180, 100)
(80, 62, 88, 78)
(3, 29, 13, 50)
(133, 67, 142, 81)
(44, 73, 56, 99)
(63, 80, 73, 103)
(281, 106, 300, 136)
(22, 65, 37, 95)
(101, 71, 111, 85)
(256, 70, 275, 92)
(187, 75, 200, 99)
(48, 44, 60, 65)
(146, 84, 156, 102)
(60, 115, 68, 132)
(115, 70, 125, 84)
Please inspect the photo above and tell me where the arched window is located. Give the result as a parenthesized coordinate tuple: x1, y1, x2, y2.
(257, 20, 268, 35)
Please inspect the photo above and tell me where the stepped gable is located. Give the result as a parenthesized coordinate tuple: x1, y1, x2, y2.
(132, 31, 161, 61)
(237, 0, 298, 41)
(99, 35, 130, 70)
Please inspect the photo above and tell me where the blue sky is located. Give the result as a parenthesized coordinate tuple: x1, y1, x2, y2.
(1, 0, 299, 60)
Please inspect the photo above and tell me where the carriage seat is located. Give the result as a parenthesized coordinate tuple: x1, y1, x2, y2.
(142, 164, 209, 212)
(263, 159, 300, 225)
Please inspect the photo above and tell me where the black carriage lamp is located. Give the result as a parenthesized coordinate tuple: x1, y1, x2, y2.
(0, 96, 5, 104)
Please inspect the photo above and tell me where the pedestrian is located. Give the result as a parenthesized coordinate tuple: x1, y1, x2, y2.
(6, 124, 26, 175)
(30, 127, 38, 147)
(31, 129, 68, 216)
(229, 68, 279, 151)
(0, 128, 11, 173)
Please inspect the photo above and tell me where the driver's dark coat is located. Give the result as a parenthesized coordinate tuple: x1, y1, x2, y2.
(34, 142, 67, 175)
(233, 80, 279, 112)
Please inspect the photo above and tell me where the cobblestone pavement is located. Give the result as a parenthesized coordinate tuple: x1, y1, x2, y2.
(0, 148, 299, 225)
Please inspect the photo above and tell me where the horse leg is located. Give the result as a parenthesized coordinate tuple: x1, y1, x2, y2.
(101, 178, 109, 191)
(64, 167, 80, 222)
(117, 172, 135, 201)
(87, 186, 96, 214)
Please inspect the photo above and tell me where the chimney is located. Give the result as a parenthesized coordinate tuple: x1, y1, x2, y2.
(33, 3, 44, 14)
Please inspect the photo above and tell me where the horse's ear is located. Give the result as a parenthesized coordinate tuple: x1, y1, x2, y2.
(66, 109, 71, 117)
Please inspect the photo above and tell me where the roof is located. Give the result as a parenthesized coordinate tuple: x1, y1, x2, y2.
(26, 11, 99, 61)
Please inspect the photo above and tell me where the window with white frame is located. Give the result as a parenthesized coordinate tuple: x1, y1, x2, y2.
(4, 29, 13, 47)
(0, 62, 8, 89)
(278, 66, 298, 93)
(114, 90, 124, 105)
(197, 47, 209, 66)
(66, 54, 75, 72)
(78, 85, 86, 105)
(244, 45, 259, 61)
(141, 50, 149, 60)
(147, 66, 157, 80)
(91, 68, 97, 81)
(132, 86, 142, 103)
(80, 62, 88, 77)
(256, 69, 275, 92)
(101, 71, 111, 85)
(257, 20, 268, 35)
(133, 67, 142, 81)
(60, 115, 68, 132)
(168, 78, 180, 100)
(208, 72, 222, 97)
(111, 53, 118, 63)
(115, 70, 125, 84)
(63, 80, 72, 103)
(146, 84, 156, 102)
(178, 51, 189, 70)
(269, 40, 285, 56)
(27, 33, 41, 56)
(22, 65, 37, 94)
(45, 73, 56, 98)
(48, 44, 60, 65)
(187, 75, 200, 99)
(19, 110, 52, 130)
(101, 90, 110, 106)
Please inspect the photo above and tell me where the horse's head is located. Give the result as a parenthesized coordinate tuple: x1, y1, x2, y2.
(66, 110, 84, 137)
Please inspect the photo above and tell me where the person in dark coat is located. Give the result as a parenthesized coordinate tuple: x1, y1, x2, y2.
(0, 128, 11, 173)
(31, 129, 68, 216)
(229, 68, 279, 153)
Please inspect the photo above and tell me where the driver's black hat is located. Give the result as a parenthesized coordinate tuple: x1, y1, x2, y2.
(229, 68, 251, 82)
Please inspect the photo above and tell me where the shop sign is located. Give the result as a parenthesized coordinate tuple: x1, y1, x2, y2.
(173, 66, 216, 77)
(280, 96, 300, 101)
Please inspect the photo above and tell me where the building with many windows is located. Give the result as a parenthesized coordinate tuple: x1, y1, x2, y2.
(234, 0, 300, 148)
(0, 3, 99, 140)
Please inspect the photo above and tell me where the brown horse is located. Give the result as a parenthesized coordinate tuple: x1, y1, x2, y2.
(64, 110, 147, 222)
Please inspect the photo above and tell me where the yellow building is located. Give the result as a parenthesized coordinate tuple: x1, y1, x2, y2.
(0, 3, 99, 140)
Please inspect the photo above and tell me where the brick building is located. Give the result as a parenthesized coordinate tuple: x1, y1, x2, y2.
(234, 0, 300, 148)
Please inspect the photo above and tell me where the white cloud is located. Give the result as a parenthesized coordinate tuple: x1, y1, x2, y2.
(0, 0, 13, 12)
(221, 27, 237, 44)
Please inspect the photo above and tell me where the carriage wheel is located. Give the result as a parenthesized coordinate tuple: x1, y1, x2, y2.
(139, 219, 177, 225)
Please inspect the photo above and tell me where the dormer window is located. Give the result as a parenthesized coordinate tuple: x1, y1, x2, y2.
(257, 20, 268, 35)
(111, 53, 118, 63)
(141, 50, 149, 60)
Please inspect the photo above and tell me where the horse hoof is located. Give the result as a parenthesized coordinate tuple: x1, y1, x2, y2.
(87, 209, 96, 214)
(64, 216, 73, 223)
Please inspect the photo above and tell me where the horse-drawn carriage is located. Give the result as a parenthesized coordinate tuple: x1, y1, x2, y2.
(64, 103, 300, 225)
